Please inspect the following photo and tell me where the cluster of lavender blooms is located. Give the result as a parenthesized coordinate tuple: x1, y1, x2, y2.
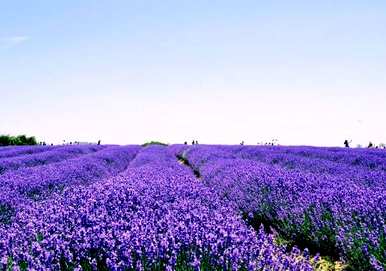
(0, 146, 56, 160)
(177, 145, 386, 270)
(0, 145, 314, 270)
(0, 145, 106, 175)
(0, 145, 141, 226)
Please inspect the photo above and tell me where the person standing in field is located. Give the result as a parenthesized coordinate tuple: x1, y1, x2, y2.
(344, 139, 350, 148)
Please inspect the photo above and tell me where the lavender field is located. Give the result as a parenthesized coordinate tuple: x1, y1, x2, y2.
(0, 144, 384, 270)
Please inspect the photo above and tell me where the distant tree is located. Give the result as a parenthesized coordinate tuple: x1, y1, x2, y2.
(25, 136, 37, 145)
(0, 134, 37, 146)
(0, 135, 11, 146)
(17, 135, 28, 145)
(142, 141, 168, 147)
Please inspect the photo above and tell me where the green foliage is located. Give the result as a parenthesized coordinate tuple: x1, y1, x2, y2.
(19, 261, 28, 271)
(142, 141, 168, 147)
(372, 234, 386, 270)
(0, 203, 15, 225)
(345, 230, 386, 270)
(0, 134, 37, 146)
(6, 256, 13, 271)
(56, 249, 229, 271)
(36, 232, 44, 242)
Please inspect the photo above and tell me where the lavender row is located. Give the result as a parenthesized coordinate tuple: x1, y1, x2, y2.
(0, 145, 57, 160)
(199, 144, 386, 172)
(235, 146, 386, 189)
(0, 146, 21, 152)
(178, 145, 386, 270)
(0, 145, 314, 270)
(183, 145, 386, 189)
(275, 146, 386, 171)
(315, 146, 386, 160)
(0, 145, 105, 175)
(0, 145, 141, 225)
(0, 145, 42, 153)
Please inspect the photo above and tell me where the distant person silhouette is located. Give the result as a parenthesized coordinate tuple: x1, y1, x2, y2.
(97, 140, 101, 145)
(195, 140, 198, 145)
(368, 142, 373, 148)
(184, 141, 187, 145)
(192, 140, 195, 145)
(344, 140, 350, 148)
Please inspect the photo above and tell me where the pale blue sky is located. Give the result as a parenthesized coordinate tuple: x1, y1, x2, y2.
(1, 1, 385, 146)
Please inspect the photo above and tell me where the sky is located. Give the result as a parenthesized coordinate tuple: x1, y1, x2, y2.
(0, 1, 385, 146)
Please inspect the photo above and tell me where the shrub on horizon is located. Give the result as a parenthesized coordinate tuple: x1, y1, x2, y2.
(142, 141, 168, 147)
(0, 134, 38, 146)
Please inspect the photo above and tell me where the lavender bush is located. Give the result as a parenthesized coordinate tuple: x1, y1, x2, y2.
(0, 146, 56, 160)
(1, 143, 384, 270)
(0, 145, 140, 226)
(0, 145, 105, 175)
(178, 145, 386, 270)
(0, 145, 314, 270)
